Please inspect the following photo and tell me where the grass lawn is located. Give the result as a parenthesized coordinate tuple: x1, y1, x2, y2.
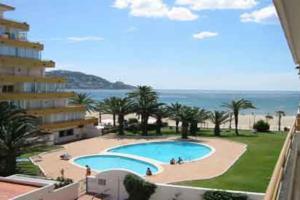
(16, 145, 61, 176)
(175, 129, 286, 193)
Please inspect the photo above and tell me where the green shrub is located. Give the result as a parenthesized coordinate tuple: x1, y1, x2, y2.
(253, 120, 270, 132)
(123, 174, 156, 200)
(54, 177, 73, 189)
(203, 191, 248, 200)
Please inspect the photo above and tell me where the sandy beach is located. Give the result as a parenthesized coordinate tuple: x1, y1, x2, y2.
(88, 112, 296, 131)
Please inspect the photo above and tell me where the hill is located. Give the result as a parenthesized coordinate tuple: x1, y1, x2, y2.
(46, 70, 136, 90)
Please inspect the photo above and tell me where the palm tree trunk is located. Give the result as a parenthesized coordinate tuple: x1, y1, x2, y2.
(113, 113, 116, 127)
(278, 115, 281, 131)
(98, 112, 102, 123)
(181, 122, 188, 139)
(190, 122, 197, 136)
(214, 124, 221, 136)
(156, 117, 162, 135)
(4, 151, 17, 176)
(234, 114, 239, 136)
(175, 120, 179, 133)
(118, 114, 124, 135)
(141, 115, 148, 136)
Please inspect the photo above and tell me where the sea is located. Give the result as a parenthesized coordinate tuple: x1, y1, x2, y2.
(72, 89, 300, 116)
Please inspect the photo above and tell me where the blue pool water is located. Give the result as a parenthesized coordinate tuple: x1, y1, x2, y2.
(74, 155, 158, 176)
(108, 141, 213, 163)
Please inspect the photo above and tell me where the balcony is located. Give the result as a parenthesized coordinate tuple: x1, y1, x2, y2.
(0, 36, 43, 50)
(0, 92, 75, 101)
(0, 18, 29, 31)
(0, 55, 55, 68)
(0, 75, 65, 84)
(40, 117, 98, 132)
(26, 105, 85, 116)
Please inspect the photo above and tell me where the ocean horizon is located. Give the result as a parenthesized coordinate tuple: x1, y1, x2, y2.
(71, 89, 300, 116)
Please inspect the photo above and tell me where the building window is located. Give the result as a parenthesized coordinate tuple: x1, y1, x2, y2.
(59, 129, 74, 138)
(2, 85, 14, 93)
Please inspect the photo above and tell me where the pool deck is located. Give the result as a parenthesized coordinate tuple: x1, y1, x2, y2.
(35, 134, 246, 184)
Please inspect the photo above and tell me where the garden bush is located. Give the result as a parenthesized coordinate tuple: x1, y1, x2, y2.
(123, 174, 156, 200)
(54, 177, 73, 189)
(203, 191, 248, 200)
(253, 120, 270, 132)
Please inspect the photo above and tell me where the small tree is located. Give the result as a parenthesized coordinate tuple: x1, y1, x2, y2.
(177, 106, 193, 139)
(123, 174, 156, 200)
(151, 105, 168, 135)
(167, 103, 183, 134)
(69, 92, 95, 113)
(0, 102, 39, 176)
(275, 111, 285, 131)
(223, 99, 256, 136)
(265, 114, 273, 123)
(209, 111, 229, 136)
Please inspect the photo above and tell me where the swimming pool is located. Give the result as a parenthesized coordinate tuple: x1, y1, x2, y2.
(73, 154, 159, 176)
(107, 141, 213, 163)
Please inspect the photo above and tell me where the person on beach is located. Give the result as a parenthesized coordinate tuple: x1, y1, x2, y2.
(60, 168, 64, 178)
(177, 157, 183, 164)
(146, 167, 152, 176)
(85, 165, 91, 177)
(170, 158, 176, 165)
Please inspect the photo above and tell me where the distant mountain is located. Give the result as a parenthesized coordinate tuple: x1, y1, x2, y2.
(46, 70, 136, 90)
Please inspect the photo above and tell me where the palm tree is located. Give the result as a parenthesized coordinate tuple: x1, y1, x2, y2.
(177, 106, 194, 139)
(275, 111, 285, 131)
(128, 86, 160, 136)
(189, 107, 209, 136)
(151, 105, 168, 135)
(114, 97, 134, 135)
(0, 102, 39, 176)
(70, 92, 95, 113)
(102, 97, 119, 127)
(95, 101, 105, 123)
(223, 99, 256, 135)
(265, 114, 273, 123)
(167, 103, 182, 133)
(209, 111, 230, 136)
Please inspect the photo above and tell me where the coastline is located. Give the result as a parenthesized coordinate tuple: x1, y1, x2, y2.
(87, 112, 295, 131)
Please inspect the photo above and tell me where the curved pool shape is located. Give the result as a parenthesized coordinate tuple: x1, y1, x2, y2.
(108, 141, 213, 163)
(74, 154, 159, 176)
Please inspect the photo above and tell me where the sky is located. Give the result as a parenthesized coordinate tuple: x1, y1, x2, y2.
(3, 0, 299, 90)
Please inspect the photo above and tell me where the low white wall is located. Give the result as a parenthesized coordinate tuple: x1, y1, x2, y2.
(151, 184, 264, 200)
(87, 170, 130, 200)
(44, 182, 80, 200)
(13, 185, 54, 200)
(87, 170, 265, 200)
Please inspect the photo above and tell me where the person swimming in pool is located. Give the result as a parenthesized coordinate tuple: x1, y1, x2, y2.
(146, 167, 152, 176)
(177, 157, 183, 164)
(170, 158, 176, 165)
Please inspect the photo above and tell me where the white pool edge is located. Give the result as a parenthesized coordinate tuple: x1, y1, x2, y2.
(103, 140, 216, 164)
(70, 152, 164, 176)
(70, 140, 215, 177)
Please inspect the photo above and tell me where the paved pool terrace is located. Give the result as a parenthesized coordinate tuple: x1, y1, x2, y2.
(35, 134, 246, 183)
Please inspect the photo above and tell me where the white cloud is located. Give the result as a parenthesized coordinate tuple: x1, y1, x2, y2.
(240, 5, 278, 24)
(113, 0, 198, 21)
(175, 0, 257, 10)
(193, 31, 218, 40)
(67, 36, 104, 43)
(167, 7, 198, 21)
